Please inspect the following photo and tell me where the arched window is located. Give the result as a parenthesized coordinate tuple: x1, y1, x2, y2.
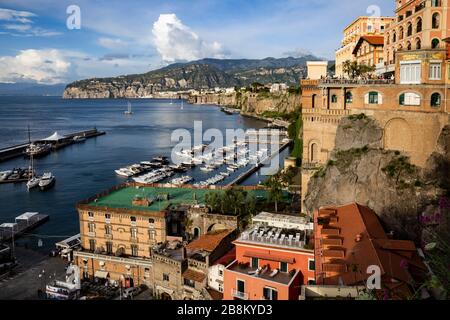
(310, 143, 319, 163)
(431, 93, 441, 107)
(386, 33, 390, 45)
(399, 26, 404, 40)
(407, 41, 412, 50)
(416, 38, 421, 50)
(432, 13, 440, 29)
(407, 23, 412, 37)
(331, 94, 338, 103)
(312, 94, 317, 109)
(416, 18, 422, 33)
(431, 38, 440, 49)
(392, 32, 397, 43)
(399, 92, 421, 106)
(345, 92, 353, 103)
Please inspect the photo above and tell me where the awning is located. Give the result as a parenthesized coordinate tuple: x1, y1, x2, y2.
(94, 270, 109, 279)
(243, 251, 295, 264)
(42, 131, 66, 141)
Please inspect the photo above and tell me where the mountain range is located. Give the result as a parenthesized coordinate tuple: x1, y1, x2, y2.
(63, 55, 326, 99)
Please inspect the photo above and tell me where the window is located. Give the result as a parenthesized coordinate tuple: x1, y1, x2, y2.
(184, 278, 195, 288)
(310, 143, 318, 163)
(218, 284, 223, 293)
(106, 241, 113, 254)
(263, 287, 278, 300)
(399, 92, 421, 106)
(400, 61, 421, 84)
(345, 92, 353, 103)
(88, 222, 95, 233)
(149, 229, 156, 240)
(429, 63, 442, 80)
(105, 214, 111, 220)
(407, 23, 412, 37)
(431, 93, 441, 107)
(131, 227, 138, 239)
(236, 280, 245, 294)
(163, 273, 170, 281)
(88, 212, 94, 218)
(89, 239, 96, 251)
(149, 218, 155, 224)
(368, 92, 379, 104)
(308, 279, 316, 285)
(416, 18, 422, 33)
(416, 39, 421, 50)
(431, 38, 440, 49)
(131, 244, 139, 257)
(392, 32, 396, 43)
(280, 262, 288, 273)
(331, 94, 338, 103)
(105, 224, 112, 235)
(130, 216, 137, 222)
(219, 269, 223, 277)
(308, 259, 316, 271)
(432, 13, 440, 29)
(251, 257, 259, 269)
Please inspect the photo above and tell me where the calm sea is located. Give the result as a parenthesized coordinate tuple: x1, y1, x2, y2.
(0, 96, 289, 250)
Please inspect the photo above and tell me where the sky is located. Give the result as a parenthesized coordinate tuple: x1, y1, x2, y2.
(0, 0, 394, 85)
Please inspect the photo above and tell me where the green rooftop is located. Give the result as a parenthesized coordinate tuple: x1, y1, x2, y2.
(87, 186, 271, 212)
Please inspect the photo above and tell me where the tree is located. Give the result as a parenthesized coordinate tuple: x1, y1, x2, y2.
(342, 60, 376, 78)
(264, 173, 284, 212)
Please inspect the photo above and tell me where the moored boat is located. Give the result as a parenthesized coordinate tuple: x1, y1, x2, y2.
(39, 172, 55, 191)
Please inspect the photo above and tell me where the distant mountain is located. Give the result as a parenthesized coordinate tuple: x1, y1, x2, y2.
(63, 55, 324, 99)
(0, 83, 66, 96)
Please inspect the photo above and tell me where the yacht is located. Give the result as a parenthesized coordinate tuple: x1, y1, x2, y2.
(0, 170, 11, 181)
(27, 176, 40, 190)
(39, 172, 55, 191)
(200, 166, 214, 173)
(25, 143, 52, 158)
(73, 135, 86, 143)
(115, 168, 135, 178)
(170, 176, 193, 185)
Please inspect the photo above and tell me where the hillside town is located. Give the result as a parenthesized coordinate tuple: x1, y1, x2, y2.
(1, 0, 449, 302)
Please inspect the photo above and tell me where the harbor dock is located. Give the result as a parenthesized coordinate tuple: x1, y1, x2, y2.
(227, 140, 292, 186)
(0, 212, 49, 242)
(0, 128, 106, 163)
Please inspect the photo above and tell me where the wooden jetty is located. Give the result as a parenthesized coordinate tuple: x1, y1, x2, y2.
(0, 128, 106, 163)
(0, 212, 49, 242)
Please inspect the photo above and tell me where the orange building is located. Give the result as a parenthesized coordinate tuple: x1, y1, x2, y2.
(314, 203, 428, 299)
(223, 212, 315, 300)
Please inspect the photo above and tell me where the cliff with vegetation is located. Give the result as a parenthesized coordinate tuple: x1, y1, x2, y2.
(304, 115, 450, 242)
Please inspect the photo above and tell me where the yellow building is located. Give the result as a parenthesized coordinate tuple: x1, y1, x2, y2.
(352, 36, 386, 68)
(335, 16, 395, 77)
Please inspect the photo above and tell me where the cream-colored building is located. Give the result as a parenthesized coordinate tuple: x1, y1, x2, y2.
(335, 16, 395, 77)
(306, 61, 328, 80)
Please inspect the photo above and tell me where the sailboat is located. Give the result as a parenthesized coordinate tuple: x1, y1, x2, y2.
(170, 98, 173, 105)
(124, 102, 133, 115)
(180, 100, 184, 110)
(26, 126, 40, 190)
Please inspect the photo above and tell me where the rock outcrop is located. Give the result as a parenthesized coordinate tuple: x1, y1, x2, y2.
(304, 115, 450, 241)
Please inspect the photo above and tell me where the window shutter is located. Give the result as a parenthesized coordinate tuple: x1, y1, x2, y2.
(378, 93, 383, 104)
(364, 93, 369, 104)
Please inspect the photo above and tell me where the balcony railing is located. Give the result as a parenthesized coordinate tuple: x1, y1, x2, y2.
(232, 289, 249, 300)
(303, 108, 351, 116)
(318, 79, 394, 86)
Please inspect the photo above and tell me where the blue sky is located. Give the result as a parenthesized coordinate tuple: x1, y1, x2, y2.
(0, 0, 394, 84)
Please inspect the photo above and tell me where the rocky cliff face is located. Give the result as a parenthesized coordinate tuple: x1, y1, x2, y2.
(304, 115, 450, 241)
(189, 91, 300, 117)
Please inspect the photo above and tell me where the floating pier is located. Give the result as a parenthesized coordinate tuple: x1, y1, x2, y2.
(0, 128, 106, 163)
(227, 140, 292, 186)
(0, 212, 49, 242)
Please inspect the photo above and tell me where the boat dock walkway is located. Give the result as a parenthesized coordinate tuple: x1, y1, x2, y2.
(0, 212, 49, 242)
(0, 128, 106, 163)
(227, 140, 292, 186)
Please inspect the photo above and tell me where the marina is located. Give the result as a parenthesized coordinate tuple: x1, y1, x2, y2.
(0, 128, 106, 163)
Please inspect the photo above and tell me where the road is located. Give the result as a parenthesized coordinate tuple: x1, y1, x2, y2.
(0, 247, 67, 300)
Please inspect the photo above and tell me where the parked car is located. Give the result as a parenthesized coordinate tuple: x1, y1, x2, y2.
(122, 287, 140, 299)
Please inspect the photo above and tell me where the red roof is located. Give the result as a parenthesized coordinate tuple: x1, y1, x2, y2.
(186, 229, 235, 252)
(352, 35, 385, 55)
(214, 247, 236, 266)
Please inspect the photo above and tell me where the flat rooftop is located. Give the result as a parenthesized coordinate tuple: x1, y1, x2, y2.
(84, 185, 270, 212)
(227, 260, 296, 285)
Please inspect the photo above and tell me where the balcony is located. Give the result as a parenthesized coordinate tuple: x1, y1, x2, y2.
(227, 261, 298, 286)
(88, 232, 96, 237)
(318, 79, 394, 87)
(232, 289, 249, 300)
(302, 108, 351, 117)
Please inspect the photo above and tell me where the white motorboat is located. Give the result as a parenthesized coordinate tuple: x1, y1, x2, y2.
(39, 172, 55, 191)
(0, 170, 12, 181)
(73, 135, 86, 143)
(170, 176, 193, 185)
(115, 168, 134, 177)
(200, 166, 214, 173)
(124, 102, 133, 115)
(27, 177, 40, 190)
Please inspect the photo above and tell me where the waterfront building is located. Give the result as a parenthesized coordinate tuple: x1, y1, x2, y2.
(313, 203, 428, 299)
(73, 183, 271, 295)
(300, 0, 450, 212)
(223, 212, 315, 300)
(335, 16, 396, 77)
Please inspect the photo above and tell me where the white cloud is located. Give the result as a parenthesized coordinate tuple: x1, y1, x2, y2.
(0, 8, 35, 24)
(97, 37, 128, 49)
(0, 49, 71, 84)
(152, 13, 225, 62)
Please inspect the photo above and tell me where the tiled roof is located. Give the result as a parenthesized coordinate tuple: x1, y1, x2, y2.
(352, 35, 385, 54)
(314, 203, 427, 295)
(206, 288, 224, 300)
(183, 269, 206, 283)
(186, 229, 235, 252)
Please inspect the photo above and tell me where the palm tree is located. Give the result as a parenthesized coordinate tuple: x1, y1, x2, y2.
(264, 174, 284, 213)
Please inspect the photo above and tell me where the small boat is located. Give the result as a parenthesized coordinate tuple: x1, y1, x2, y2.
(124, 102, 133, 115)
(0, 170, 12, 181)
(169, 164, 188, 173)
(220, 171, 230, 177)
(25, 143, 52, 158)
(200, 166, 214, 173)
(39, 172, 55, 191)
(153, 156, 169, 164)
(73, 135, 86, 143)
(180, 100, 184, 110)
(27, 177, 40, 190)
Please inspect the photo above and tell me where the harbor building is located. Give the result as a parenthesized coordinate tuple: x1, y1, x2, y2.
(73, 183, 270, 294)
(335, 16, 395, 77)
(313, 203, 428, 299)
(300, 0, 450, 212)
(223, 212, 315, 300)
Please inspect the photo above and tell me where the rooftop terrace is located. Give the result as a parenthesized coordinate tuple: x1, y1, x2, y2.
(79, 184, 270, 213)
